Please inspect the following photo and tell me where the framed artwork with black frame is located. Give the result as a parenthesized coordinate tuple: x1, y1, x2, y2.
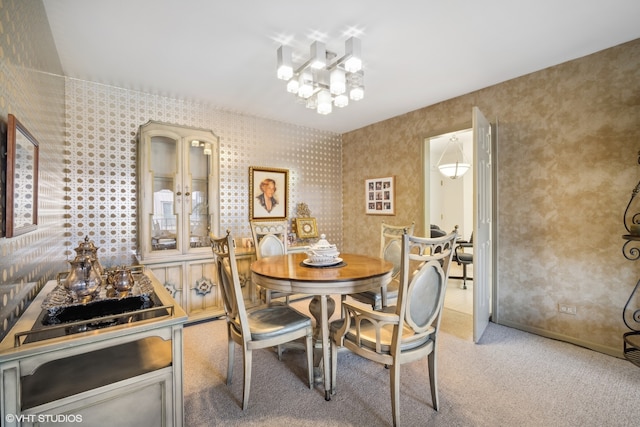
(365, 176, 395, 215)
(249, 166, 288, 220)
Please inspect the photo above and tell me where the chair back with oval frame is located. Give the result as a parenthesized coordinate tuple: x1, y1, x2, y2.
(347, 221, 415, 310)
(331, 229, 457, 426)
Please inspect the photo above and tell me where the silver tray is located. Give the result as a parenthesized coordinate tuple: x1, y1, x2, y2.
(42, 265, 154, 314)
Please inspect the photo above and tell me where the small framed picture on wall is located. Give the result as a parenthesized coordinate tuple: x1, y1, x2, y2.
(365, 176, 395, 215)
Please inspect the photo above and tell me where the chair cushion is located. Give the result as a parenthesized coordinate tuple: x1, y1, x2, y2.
(245, 305, 311, 340)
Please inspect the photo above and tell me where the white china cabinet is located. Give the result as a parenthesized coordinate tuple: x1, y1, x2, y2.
(137, 121, 222, 321)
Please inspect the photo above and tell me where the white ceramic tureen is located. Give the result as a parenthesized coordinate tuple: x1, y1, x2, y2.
(306, 234, 340, 264)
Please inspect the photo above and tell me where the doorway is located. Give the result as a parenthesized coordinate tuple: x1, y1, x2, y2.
(425, 129, 474, 318)
(423, 107, 493, 343)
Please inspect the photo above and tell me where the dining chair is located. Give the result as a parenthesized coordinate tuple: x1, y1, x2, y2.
(250, 219, 291, 304)
(211, 231, 314, 410)
(346, 221, 415, 310)
(330, 229, 457, 427)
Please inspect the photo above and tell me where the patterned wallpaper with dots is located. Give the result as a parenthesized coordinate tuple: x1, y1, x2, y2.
(0, 0, 343, 339)
(0, 0, 67, 337)
(65, 79, 343, 268)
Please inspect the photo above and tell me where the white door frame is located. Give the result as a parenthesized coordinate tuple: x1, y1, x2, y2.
(422, 107, 496, 342)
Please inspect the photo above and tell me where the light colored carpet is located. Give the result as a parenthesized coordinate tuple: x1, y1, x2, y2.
(183, 310, 640, 427)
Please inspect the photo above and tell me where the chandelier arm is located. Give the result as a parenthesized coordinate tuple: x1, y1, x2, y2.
(455, 139, 469, 162)
(292, 56, 360, 78)
(326, 54, 354, 71)
(292, 59, 314, 76)
(436, 149, 448, 166)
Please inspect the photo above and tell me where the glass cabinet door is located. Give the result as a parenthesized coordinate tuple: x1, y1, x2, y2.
(150, 135, 178, 252)
(138, 121, 219, 262)
(186, 142, 211, 249)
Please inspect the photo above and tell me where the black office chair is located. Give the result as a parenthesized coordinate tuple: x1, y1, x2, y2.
(430, 224, 447, 238)
(454, 232, 473, 289)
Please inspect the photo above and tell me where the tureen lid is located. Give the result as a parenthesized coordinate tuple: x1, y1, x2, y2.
(311, 234, 336, 250)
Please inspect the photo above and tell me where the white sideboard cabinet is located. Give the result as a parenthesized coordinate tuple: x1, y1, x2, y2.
(0, 273, 187, 427)
(137, 121, 222, 321)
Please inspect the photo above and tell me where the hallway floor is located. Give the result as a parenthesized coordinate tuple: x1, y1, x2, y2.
(440, 262, 474, 340)
(445, 262, 473, 315)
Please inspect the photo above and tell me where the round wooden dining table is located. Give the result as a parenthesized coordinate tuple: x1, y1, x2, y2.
(251, 252, 393, 401)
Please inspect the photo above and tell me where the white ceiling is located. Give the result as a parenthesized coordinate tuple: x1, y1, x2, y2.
(42, 0, 640, 134)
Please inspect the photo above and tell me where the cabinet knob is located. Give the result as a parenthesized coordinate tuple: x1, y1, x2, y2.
(176, 191, 182, 196)
(185, 192, 191, 196)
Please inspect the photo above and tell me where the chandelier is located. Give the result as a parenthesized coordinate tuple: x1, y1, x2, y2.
(276, 37, 364, 115)
(437, 135, 471, 179)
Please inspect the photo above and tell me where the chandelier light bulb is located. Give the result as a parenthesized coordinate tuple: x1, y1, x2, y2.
(330, 69, 346, 95)
(310, 41, 326, 70)
(344, 57, 362, 73)
(334, 94, 349, 108)
(276, 45, 293, 80)
(306, 95, 318, 109)
(317, 90, 332, 115)
(297, 72, 314, 99)
(349, 86, 364, 101)
(286, 78, 299, 94)
(277, 64, 293, 81)
(344, 37, 362, 73)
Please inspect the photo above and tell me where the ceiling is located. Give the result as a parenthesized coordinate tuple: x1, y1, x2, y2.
(41, 0, 640, 134)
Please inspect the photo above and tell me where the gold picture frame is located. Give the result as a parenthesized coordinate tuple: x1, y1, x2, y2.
(295, 217, 318, 239)
(249, 166, 289, 220)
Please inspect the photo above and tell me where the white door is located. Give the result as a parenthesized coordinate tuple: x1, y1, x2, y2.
(472, 106, 492, 342)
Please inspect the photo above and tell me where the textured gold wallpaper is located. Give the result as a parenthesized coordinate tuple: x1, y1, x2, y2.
(342, 39, 640, 356)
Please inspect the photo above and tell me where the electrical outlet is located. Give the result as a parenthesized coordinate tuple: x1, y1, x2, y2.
(559, 304, 577, 315)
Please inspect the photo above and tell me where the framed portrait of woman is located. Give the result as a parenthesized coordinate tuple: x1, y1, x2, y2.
(249, 166, 289, 220)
